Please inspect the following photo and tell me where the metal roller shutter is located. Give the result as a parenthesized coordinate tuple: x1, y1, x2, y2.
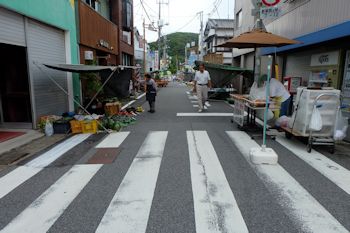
(0, 7, 26, 46)
(26, 19, 68, 122)
(285, 52, 311, 83)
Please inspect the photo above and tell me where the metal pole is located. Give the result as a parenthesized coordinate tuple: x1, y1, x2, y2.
(143, 18, 146, 75)
(263, 55, 273, 147)
(158, 1, 161, 70)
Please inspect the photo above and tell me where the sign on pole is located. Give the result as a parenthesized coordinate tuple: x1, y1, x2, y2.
(260, 6, 281, 19)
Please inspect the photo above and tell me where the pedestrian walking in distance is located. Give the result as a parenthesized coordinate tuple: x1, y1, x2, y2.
(194, 63, 212, 112)
(144, 73, 157, 113)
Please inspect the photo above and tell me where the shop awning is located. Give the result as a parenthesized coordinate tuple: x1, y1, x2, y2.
(44, 64, 138, 73)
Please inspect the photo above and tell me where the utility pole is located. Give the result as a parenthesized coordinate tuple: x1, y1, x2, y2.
(198, 11, 204, 61)
(143, 18, 146, 75)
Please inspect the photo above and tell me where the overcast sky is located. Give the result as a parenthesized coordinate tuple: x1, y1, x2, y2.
(134, 0, 236, 42)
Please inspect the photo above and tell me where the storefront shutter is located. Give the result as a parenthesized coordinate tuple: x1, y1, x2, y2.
(26, 19, 68, 122)
(0, 7, 26, 46)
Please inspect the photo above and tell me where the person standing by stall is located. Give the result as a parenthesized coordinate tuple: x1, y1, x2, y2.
(194, 63, 212, 112)
(260, 74, 291, 116)
(144, 73, 157, 113)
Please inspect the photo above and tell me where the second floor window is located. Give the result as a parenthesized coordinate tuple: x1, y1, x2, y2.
(236, 9, 242, 28)
(122, 0, 132, 30)
(85, 0, 100, 12)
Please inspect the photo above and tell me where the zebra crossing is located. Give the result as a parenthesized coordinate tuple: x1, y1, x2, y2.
(0, 130, 349, 233)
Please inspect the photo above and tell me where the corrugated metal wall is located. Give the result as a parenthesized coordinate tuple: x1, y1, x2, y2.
(0, 7, 26, 46)
(266, 0, 350, 39)
(26, 19, 68, 121)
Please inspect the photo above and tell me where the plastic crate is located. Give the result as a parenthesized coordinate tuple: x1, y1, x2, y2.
(70, 120, 82, 134)
(81, 120, 98, 134)
(53, 122, 71, 134)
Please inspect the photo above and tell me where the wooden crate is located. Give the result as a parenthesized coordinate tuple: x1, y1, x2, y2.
(104, 102, 121, 116)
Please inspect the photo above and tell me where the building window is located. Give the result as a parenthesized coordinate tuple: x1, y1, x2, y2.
(122, 53, 132, 66)
(236, 9, 242, 28)
(122, 0, 133, 30)
(85, 0, 100, 12)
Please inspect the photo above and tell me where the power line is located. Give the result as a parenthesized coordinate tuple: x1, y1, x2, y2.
(171, 14, 198, 33)
(140, 0, 155, 26)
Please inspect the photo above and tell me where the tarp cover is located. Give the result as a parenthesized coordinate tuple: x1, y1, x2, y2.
(44, 64, 118, 73)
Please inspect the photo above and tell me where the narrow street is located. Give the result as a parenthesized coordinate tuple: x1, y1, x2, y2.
(0, 82, 349, 233)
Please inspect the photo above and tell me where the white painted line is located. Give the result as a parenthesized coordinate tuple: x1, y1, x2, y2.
(193, 105, 199, 108)
(189, 96, 198, 100)
(95, 132, 130, 148)
(96, 131, 168, 233)
(1, 164, 102, 233)
(186, 91, 190, 94)
(121, 100, 136, 110)
(191, 100, 198, 103)
(177, 113, 234, 117)
(205, 102, 211, 107)
(277, 136, 350, 195)
(0, 134, 90, 199)
(136, 92, 146, 100)
(187, 131, 248, 233)
(226, 131, 348, 233)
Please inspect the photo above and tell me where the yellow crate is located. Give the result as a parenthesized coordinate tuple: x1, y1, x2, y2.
(81, 120, 98, 134)
(70, 120, 82, 134)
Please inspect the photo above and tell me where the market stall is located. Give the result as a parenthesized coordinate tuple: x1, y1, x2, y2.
(35, 63, 140, 134)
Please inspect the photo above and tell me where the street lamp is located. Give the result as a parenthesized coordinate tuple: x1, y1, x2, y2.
(143, 19, 157, 75)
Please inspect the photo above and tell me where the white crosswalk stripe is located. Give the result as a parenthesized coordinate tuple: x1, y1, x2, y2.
(0, 130, 349, 232)
(187, 131, 248, 233)
(0, 134, 91, 199)
(95, 132, 130, 148)
(226, 131, 348, 233)
(0, 165, 102, 233)
(277, 136, 350, 195)
(96, 131, 168, 233)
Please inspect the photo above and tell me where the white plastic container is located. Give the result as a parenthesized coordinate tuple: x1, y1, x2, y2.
(289, 87, 340, 137)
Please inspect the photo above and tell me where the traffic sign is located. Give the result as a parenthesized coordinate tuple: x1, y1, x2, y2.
(262, 0, 281, 7)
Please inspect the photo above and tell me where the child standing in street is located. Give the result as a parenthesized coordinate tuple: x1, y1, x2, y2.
(144, 73, 157, 113)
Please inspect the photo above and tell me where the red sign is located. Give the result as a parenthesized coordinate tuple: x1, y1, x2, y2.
(262, 0, 281, 6)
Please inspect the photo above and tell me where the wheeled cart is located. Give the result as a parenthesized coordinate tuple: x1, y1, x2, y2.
(282, 88, 341, 153)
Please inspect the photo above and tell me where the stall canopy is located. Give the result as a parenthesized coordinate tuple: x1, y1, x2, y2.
(44, 64, 128, 73)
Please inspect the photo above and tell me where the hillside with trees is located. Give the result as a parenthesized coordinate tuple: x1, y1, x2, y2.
(149, 32, 199, 73)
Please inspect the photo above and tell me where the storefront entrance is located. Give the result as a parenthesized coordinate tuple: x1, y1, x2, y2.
(0, 43, 32, 123)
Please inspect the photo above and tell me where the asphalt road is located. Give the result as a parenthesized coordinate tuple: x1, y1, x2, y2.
(0, 82, 349, 233)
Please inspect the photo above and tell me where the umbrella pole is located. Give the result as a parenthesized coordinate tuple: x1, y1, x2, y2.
(249, 55, 278, 165)
(263, 56, 273, 148)
(253, 47, 257, 82)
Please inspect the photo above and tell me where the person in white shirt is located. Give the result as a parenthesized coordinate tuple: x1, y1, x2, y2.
(194, 64, 212, 112)
(261, 74, 291, 116)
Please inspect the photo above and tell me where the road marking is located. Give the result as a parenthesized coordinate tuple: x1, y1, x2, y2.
(277, 136, 350, 195)
(226, 131, 348, 233)
(95, 132, 130, 148)
(189, 96, 198, 100)
(1, 164, 102, 233)
(0, 134, 90, 199)
(177, 113, 234, 117)
(187, 131, 248, 233)
(121, 100, 136, 110)
(186, 91, 190, 95)
(136, 93, 146, 100)
(193, 105, 199, 108)
(191, 100, 198, 103)
(96, 131, 168, 233)
(205, 102, 211, 107)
